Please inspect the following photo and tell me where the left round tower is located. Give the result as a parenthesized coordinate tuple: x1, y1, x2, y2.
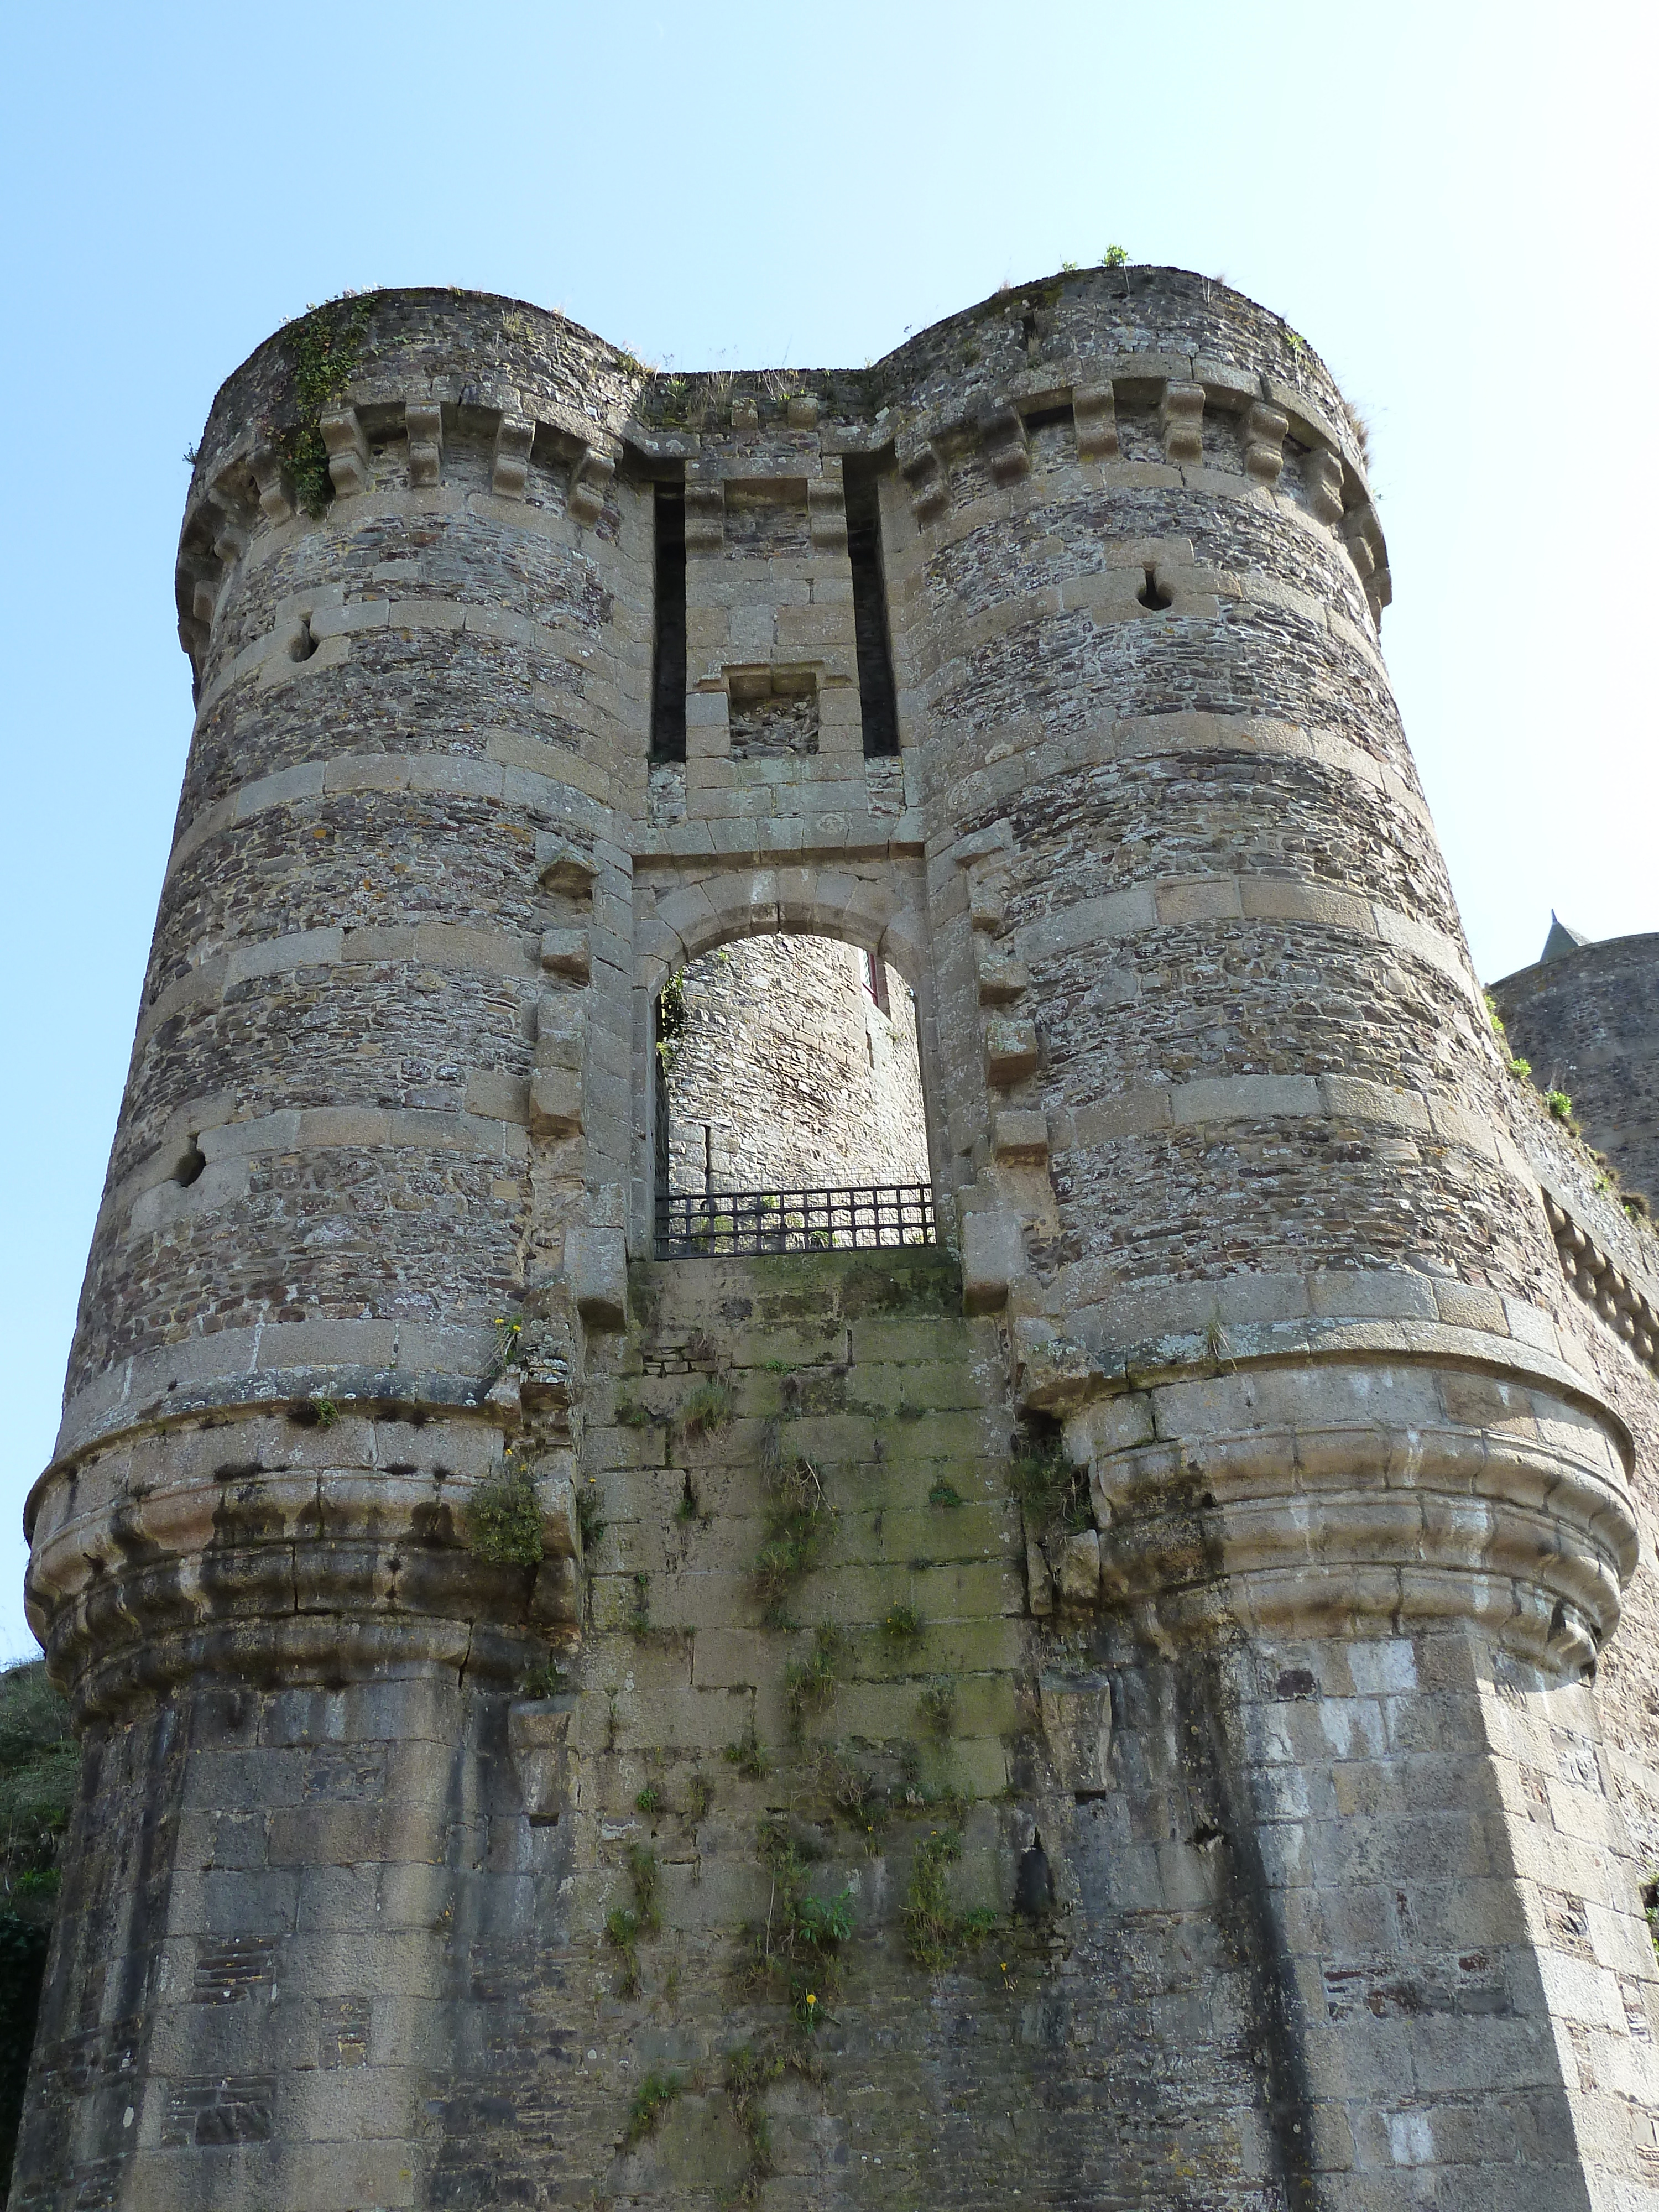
(18, 293, 642, 2204)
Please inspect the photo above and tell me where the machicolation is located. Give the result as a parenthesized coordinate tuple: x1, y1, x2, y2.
(11, 267, 1659, 2211)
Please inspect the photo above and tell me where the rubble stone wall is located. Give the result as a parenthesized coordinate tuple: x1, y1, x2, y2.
(663, 935, 927, 1194)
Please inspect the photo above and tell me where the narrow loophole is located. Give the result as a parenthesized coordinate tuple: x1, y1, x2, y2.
(289, 614, 318, 662)
(174, 1142, 206, 1188)
(1138, 565, 1172, 611)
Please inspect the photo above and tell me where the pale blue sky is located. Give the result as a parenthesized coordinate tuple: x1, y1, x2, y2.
(2, 1, 1653, 1655)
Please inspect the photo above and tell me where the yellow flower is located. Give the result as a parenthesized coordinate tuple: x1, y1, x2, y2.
(805, 1992, 817, 2007)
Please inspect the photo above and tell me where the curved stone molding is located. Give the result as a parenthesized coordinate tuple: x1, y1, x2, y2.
(1056, 1360, 1636, 1674)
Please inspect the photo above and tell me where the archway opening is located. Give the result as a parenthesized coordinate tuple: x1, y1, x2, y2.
(653, 934, 933, 1256)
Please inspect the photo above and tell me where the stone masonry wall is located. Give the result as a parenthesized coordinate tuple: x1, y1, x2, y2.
(664, 935, 927, 1194)
(1493, 933, 1659, 1211)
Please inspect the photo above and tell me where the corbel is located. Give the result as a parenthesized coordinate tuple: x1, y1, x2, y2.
(979, 400, 1031, 487)
(319, 407, 371, 500)
(405, 401, 444, 489)
(1159, 381, 1206, 465)
(808, 460, 847, 552)
(974, 939, 1029, 1004)
(492, 413, 535, 499)
(536, 836, 598, 897)
(1305, 448, 1345, 525)
(540, 928, 592, 982)
(250, 442, 294, 525)
(684, 476, 725, 552)
(568, 445, 615, 526)
(1243, 401, 1288, 486)
(1073, 383, 1119, 461)
(900, 439, 948, 523)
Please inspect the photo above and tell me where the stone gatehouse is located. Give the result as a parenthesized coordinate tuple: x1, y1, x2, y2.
(13, 267, 1659, 2210)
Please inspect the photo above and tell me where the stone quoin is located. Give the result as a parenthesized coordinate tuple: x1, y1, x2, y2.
(15, 268, 1659, 2209)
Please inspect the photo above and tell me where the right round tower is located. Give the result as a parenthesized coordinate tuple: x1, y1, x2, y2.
(876, 269, 1654, 2200)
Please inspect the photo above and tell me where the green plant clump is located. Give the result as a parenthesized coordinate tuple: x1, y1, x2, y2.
(1546, 1089, 1574, 1124)
(1100, 244, 1129, 268)
(680, 1376, 733, 1436)
(902, 1827, 998, 1971)
(927, 1480, 964, 1509)
(1508, 1055, 1533, 1081)
(576, 1481, 607, 1554)
(1009, 1437, 1091, 1538)
(883, 1600, 924, 1646)
(519, 1659, 568, 1700)
(784, 1626, 844, 1734)
(635, 1784, 662, 1817)
(624, 2069, 682, 2147)
(917, 1676, 957, 1735)
(749, 1822, 854, 2026)
(752, 1426, 834, 1623)
(272, 293, 373, 515)
(466, 1467, 542, 1566)
(724, 1723, 770, 1780)
(614, 1395, 652, 1429)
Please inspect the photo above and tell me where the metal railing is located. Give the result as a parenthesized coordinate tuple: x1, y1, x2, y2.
(654, 1183, 936, 1259)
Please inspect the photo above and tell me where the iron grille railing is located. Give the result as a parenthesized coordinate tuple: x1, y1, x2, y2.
(655, 1183, 936, 1259)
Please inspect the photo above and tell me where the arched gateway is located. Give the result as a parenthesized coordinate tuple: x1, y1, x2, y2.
(15, 273, 1659, 2210)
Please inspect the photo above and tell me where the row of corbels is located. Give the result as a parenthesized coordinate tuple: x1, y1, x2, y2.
(896, 377, 1390, 618)
(1546, 1195, 1659, 1369)
(175, 399, 620, 670)
(956, 822, 1048, 1167)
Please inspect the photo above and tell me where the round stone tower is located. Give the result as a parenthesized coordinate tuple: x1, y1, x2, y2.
(18, 273, 1659, 2209)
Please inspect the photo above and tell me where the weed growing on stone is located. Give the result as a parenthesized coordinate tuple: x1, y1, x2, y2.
(1100, 244, 1129, 268)
(1547, 1089, 1575, 1124)
(763, 1359, 794, 1373)
(1508, 1055, 1533, 1081)
(483, 1314, 523, 1384)
(675, 1473, 700, 1523)
(902, 1827, 998, 1971)
(605, 1906, 642, 1996)
(627, 1844, 661, 1933)
(784, 1626, 844, 1735)
(817, 1747, 885, 1845)
(1008, 1437, 1090, 1538)
(519, 1658, 568, 1699)
(686, 1772, 713, 1820)
(724, 1724, 769, 1780)
(917, 1677, 957, 1736)
(927, 1480, 964, 1508)
(576, 1481, 607, 1553)
(629, 1573, 652, 1634)
(614, 1396, 652, 1428)
(883, 1601, 924, 1647)
(623, 2069, 682, 2147)
(748, 1820, 854, 2025)
(680, 1376, 733, 1436)
(636, 1784, 662, 1817)
(1485, 991, 1507, 1034)
(466, 1468, 542, 1567)
(290, 1396, 340, 1430)
(753, 1424, 834, 1623)
(272, 294, 373, 515)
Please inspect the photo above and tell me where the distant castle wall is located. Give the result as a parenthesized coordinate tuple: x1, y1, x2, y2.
(1491, 932, 1659, 1206)
(663, 936, 927, 1193)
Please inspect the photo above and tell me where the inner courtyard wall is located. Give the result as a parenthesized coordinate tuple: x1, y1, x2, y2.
(662, 935, 927, 1194)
